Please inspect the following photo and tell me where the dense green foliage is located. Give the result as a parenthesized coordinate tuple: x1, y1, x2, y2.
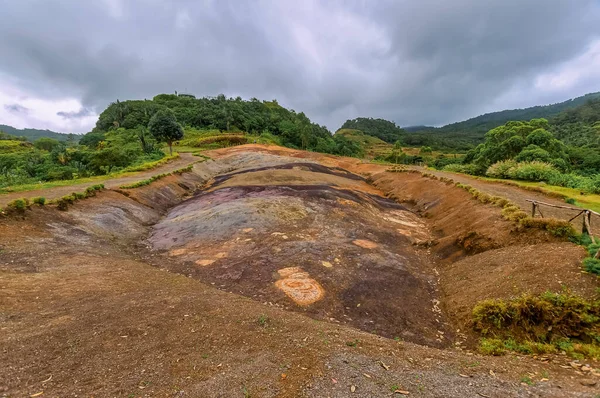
(340, 117, 405, 143)
(0, 124, 166, 189)
(464, 119, 567, 172)
(473, 292, 600, 359)
(400, 92, 600, 151)
(435, 113, 600, 194)
(148, 109, 184, 155)
(93, 94, 359, 156)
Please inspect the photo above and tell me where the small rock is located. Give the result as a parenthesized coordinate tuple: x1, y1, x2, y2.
(350, 385, 356, 392)
(570, 362, 583, 369)
(581, 366, 592, 372)
(580, 379, 597, 387)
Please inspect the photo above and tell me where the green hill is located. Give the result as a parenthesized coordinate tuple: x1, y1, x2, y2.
(401, 92, 600, 151)
(339, 117, 405, 143)
(550, 97, 600, 148)
(0, 124, 74, 142)
(90, 94, 363, 157)
(334, 128, 391, 158)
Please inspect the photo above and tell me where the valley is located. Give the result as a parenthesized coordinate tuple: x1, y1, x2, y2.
(1, 145, 598, 397)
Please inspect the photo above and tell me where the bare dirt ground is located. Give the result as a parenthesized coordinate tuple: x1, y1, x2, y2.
(0, 153, 198, 207)
(421, 168, 600, 227)
(1, 145, 599, 397)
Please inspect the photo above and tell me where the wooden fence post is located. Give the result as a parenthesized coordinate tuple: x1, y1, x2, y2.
(531, 202, 536, 218)
(584, 211, 596, 244)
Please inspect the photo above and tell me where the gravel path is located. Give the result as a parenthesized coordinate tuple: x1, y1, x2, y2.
(0, 152, 198, 207)
(421, 167, 600, 230)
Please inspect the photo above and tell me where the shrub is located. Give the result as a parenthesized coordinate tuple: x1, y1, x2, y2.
(56, 199, 69, 211)
(8, 198, 28, 211)
(486, 160, 517, 179)
(85, 187, 97, 197)
(506, 161, 558, 182)
(479, 338, 506, 356)
(442, 163, 480, 175)
(583, 258, 600, 275)
(518, 217, 575, 238)
(565, 197, 576, 205)
(501, 205, 528, 222)
(473, 292, 600, 357)
(32, 196, 46, 205)
(61, 194, 76, 204)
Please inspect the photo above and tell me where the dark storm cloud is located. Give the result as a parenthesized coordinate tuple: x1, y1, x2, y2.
(4, 104, 30, 114)
(57, 107, 94, 119)
(0, 0, 599, 133)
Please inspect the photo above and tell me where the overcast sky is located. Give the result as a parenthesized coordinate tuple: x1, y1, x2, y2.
(1, 0, 599, 134)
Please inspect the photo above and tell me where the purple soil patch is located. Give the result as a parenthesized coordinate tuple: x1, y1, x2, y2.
(147, 176, 452, 347)
(210, 162, 365, 186)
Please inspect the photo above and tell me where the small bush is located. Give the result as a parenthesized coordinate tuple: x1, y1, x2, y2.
(583, 258, 600, 275)
(565, 197, 576, 205)
(501, 205, 528, 222)
(32, 196, 46, 205)
(519, 217, 575, 237)
(442, 163, 479, 175)
(506, 161, 558, 182)
(56, 198, 69, 211)
(85, 187, 97, 197)
(486, 160, 517, 179)
(7, 198, 28, 211)
(479, 338, 506, 356)
(473, 292, 600, 349)
(61, 194, 76, 204)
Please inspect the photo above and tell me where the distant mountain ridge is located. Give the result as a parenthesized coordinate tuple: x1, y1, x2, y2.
(413, 91, 600, 136)
(0, 124, 73, 141)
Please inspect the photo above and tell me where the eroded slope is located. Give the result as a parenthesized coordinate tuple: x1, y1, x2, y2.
(147, 155, 448, 346)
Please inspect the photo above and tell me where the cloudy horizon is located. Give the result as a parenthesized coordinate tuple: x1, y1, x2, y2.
(1, 0, 599, 134)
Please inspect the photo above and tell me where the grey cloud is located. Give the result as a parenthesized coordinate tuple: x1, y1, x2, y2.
(57, 107, 94, 119)
(0, 0, 599, 133)
(4, 103, 30, 114)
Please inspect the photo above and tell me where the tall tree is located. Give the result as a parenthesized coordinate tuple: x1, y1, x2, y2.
(147, 109, 184, 155)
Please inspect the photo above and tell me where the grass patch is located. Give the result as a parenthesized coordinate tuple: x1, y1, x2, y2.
(31, 196, 46, 205)
(119, 164, 196, 189)
(7, 198, 28, 212)
(0, 154, 180, 194)
(52, 184, 104, 211)
(257, 314, 270, 327)
(473, 292, 600, 360)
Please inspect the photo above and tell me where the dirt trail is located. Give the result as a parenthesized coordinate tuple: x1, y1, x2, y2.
(421, 167, 600, 227)
(0, 152, 198, 207)
(1, 145, 599, 397)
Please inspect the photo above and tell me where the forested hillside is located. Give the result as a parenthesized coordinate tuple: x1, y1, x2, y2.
(0, 124, 73, 142)
(339, 117, 405, 143)
(437, 117, 600, 194)
(551, 98, 600, 148)
(91, 94, 362, 156)
(0, 93, 367, 191)
(400, 92, 600, 151)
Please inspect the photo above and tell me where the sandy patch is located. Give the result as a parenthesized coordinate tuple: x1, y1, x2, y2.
(275, 267, 324, 306)
(352, 239, 378, 249)
(169, 248, 187, 256)
(195, 259, 216, 266)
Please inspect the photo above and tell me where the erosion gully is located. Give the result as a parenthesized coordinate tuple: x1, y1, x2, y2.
(143, 152, 453, 348)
